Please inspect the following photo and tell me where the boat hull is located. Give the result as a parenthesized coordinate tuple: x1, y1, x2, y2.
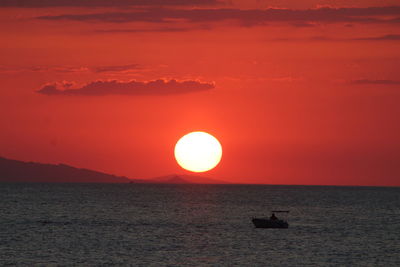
(252, 218, 289, 229)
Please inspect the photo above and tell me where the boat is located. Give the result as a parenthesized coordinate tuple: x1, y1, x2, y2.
(252, 210, 289, 229)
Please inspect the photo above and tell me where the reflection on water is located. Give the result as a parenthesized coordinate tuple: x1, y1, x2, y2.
(0, 183, 399, 266)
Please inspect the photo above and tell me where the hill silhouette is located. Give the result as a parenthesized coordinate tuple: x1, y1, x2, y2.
(149, 174, 229, 184)
(0, 157, 229, 184)
(0, 157, 131, 183)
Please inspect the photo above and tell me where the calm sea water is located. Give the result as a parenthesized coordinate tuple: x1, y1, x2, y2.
(0, 183, 399, 266)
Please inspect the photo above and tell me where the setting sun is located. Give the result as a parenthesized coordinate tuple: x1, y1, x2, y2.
(174, 132, 222, 173)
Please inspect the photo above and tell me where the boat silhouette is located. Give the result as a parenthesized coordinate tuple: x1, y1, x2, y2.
(252, 210, 289, 229)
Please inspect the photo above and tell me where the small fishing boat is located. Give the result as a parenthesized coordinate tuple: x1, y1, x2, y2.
(252, 210, 289, 229)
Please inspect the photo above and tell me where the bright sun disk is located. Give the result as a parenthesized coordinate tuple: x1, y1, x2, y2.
(174, 131, 222, 172)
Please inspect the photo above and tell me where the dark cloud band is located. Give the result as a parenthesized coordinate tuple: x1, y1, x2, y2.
(354, 34, 400, 41)
(351, 79, 400, 85)
(37, 79, 215, 96)
(37, 6, 400, 25)
(0, 0, 220, 8)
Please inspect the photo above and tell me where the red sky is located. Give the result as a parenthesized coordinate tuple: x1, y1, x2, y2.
(1, 0, 399, 186)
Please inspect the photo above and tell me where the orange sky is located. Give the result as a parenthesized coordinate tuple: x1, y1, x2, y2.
(1, 0, 399, 186)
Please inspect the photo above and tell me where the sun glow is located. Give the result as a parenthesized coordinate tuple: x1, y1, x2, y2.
(174, 131, 222, 173)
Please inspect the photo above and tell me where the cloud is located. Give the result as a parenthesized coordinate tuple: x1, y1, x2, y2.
(269, 36, 335, 42)
(44, 66, 91, 73)
(350, 79, 400, 85)
(291, 22, 317, 27)
(95, 28, 190, 33)
(94, 25, 211, 33)
(36, 6, 400, 26)
(268, 34, 400, 42)
(92, 64, 141, 73)
(0, 0, 220, 8)
(0, 65, 86, 74)
(0, 64, 142, 74)
(354, 34, 400, 41)
(37, 79, 215, 96)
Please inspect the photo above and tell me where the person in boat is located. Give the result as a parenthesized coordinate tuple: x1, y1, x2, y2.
(270, 213, 278, 220)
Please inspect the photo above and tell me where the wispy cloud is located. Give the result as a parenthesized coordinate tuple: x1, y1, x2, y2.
(92, 64, 141, 73)
(354, 34, 400, 41)
(268, 34, 400, 42)
(37, 79, 215, 96)
(0, 0, 220, 8)
(350, 79, 400, 85)
(94, 25, 211, 34)
(36, 6, 400, 26)
(0, 64, 142, 74)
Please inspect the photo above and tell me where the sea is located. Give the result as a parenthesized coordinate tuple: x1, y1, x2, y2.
(0, 183, 399, 266)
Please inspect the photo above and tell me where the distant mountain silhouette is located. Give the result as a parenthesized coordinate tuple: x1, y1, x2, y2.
(149, 174, 229, 184)
(0, 156, 229, 184)
(0, 157, 132, 183)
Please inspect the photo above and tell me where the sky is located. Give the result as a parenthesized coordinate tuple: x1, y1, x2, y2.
(1, 0, 399, 186)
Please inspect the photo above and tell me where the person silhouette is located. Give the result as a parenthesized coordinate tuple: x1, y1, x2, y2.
(270, 213, 278, 220)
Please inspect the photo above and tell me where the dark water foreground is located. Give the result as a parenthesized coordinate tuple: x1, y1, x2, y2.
(0, 183, 399, 266)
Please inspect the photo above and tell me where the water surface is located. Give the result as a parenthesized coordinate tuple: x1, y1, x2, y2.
(0, 183, 399, 266)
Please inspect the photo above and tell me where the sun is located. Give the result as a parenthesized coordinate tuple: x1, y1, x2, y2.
(174, 131, 222, 173)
